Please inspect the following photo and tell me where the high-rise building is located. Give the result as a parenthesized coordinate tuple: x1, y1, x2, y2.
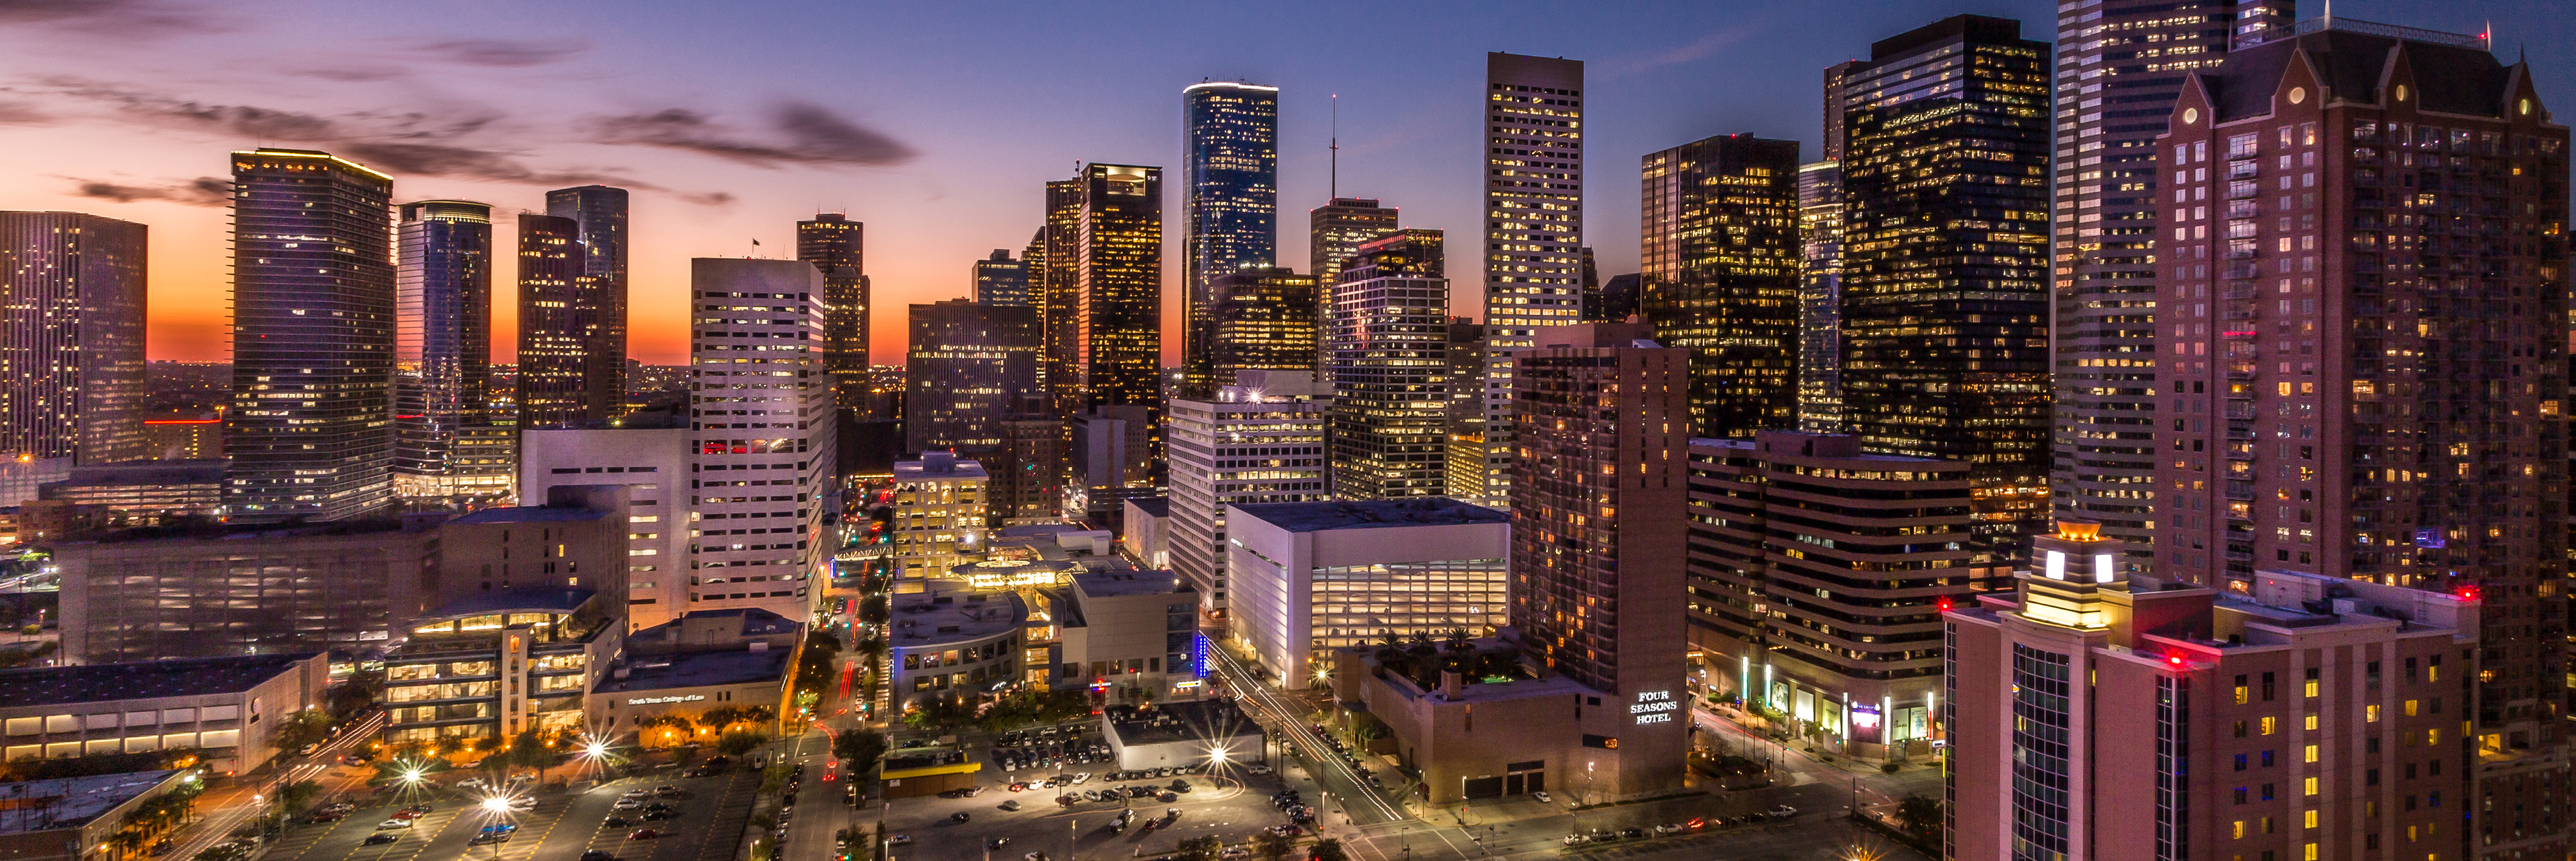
(1506, 321, 1689, 799)
(1308, 197, 1398, 368)
(1041, 181, 1085, 418)
(2050, 0, 2293, 567)
(1838, 16, 2053, 574)
(1584, 272, 1641, 323)
(393, 200, 506, 502)
(1820, 61, 1858, 161)
(688, 258, 838, 622)
(224, 148, 397, 523)
(1201, 268, 1319, 389)
(974, 249, 1030, 306)
(1639, 133, 1803, 439)
(903, 298, 1040, 456)
(544, 185, 629, 419)
(515, 213, 596, 428)
(992, 417, 1065, 525)
(799, 213, 869, 412)
(0, 212, 146, 467)
(2155, 24, 2567, 858)
(1070, 163, 1164, 421)
(1795, 161, 1845, 434)
(1944, 525, 2478, 861)
(1481, 53, 1587, 506)
(892, 452, 987, 578)
(1443, 319, 1491, 504)
(518, 422, 692, 629)
(1683, 431, 1971, 757)
(1182, 82, 1280, 398)
(1166, 378, 1329, 619)
(1328, 230, 1450, 500)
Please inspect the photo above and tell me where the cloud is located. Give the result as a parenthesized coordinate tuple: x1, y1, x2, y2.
(68, 176, 230, 207)
(679, 191, 737, 206)
(290, 67, 405, 83)
(584, 100, 914, 168)
(1608, 22, 1768, 76)
(0, 100, 47, 124)
(0, 0, 214, 37)
(413, 38, 591, 68)
(336, 141, 639, 187)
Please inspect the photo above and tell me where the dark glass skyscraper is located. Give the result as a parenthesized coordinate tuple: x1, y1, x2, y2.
(1182, 82, 1280, 398)
(2048, 0, 2292, 568)
(1040, 179, 1086, 418)
(798, 213, 869, 412)
(1203, 267, 1319, 386)
(1795, 161, 1845, 433)
(904, 298, 1040, 456)
(393, 200, 498, 500)
(544, 184, 628, 419)
(1307, 197, 1398, 366)
(1838, 16, 2053, 574)
(973, 249, 1029, 306)
(515, 214, 592, 428)
(0, 212, 146, 466)
(224, 148, 397, 522)
(1071, 163, 1163, 414)
(1638, 133, 1802, 439)
(1328, 230, 1449, 500)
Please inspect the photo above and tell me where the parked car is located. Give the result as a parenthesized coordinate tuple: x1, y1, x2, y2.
(375, 820, 413, 830)
(999, 800, 1022, 812)
(628, 829, 663, 840)
(1769, 805, 1799, 818)
(605, 816, 634, 828)
(887, 835, 912, 846)
(986, 837, 1011, 850)
(579, 852, 616, 861)
(1531, 791, 1551, 803)
(951, 812, 972, 823)
(361, 835, 398, 846)
(1653, 824, 1685, 836)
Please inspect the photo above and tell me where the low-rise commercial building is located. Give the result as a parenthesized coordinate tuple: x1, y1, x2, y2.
(892, 453, 988, 579)
(0, 652, 328, 774)
(1224, 498, 1508, 689)
(380, 588, 622, 744)
(593, 609, 797, 745)
(1101, 700, 1264, 771)
(519, 423, 692, 628)
(0, 770, 194, 861)
(887, 578, 1029, 712)
(56, 519, 442, 664)
(1122, 497, 1170, 569)
(1944, 521, 2478, 861)
(37, 460, 224, 529)
(1327, 638, 1588, 803)
(1047, 572, 1203, 706)
(1682, 431, 1971, 758)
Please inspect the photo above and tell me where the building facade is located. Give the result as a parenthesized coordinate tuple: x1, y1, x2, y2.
(0, 652, 328, 774)
(798, 213, 869, 412)
(893, 453, 988, 580)
(0, 212, 146, 467)
(1683, 431, 1971, 757)
(2050, 0, 2293, 565)
(2153, 23, 2569, 859)
(902, 298, 1041, 456)
(1072, 163, 1165, 420)
(1794, 161, 1845, 433)
(689, 259, 837, 622)
(393, 200, 506, 503)
(1226, 498, 1508, 691)
(1165, 382, 1330, 618)
(1307, 197, 1398, 367)
(1945, 525, 2478, 861)
(1182, 82, 1281, 399)
(57, 519, 439, 663)
(1638, 133, 1803, 439)
(1328, 231, 1451, 500)
(1481, 53, 1588, 506)
(224, 148, 397, 523)
(546, 185, 630, 420)
(1201, 268, 1320, 389)
(515, 212, 600, 428)
(1506, 321, 1689, 798)
(1837, 16, 2054, 573)
(973, 249, 1029, 307)
(519, 424, 693, 628)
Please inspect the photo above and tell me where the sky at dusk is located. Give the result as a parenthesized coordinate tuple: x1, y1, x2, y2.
(3, 0, 2567, 366)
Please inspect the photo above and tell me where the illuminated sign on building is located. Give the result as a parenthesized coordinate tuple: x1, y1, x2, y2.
(626, 695, 708, 706)
(1631, 690, 1679, 725)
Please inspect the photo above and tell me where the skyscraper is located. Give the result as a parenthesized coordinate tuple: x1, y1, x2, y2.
(0, 212, 146, 468)
(393, 200, 503, 502)
(903, 298, 1039, 456)
(1506, 321, 1688, 798)
(224, 148, 397, 523)
(1070, 163, 1163, 416)
(2156, 23, 2566, 857)
(515, 213, 594, 428)
(1182, 82, 1281, 397)
(973, 249, 1030, 306)
(1638, 133, 1802, 439)
(688, 258, 837, 622)
(1307, 197, 1398, 365)
(1041, 179, 1087, 418)
(1795, 161, 1845, 433)
(1166, 378, 1329, 618)
(1328, 230, 1451, 500)
(799, 213, 868, 412)
(2050, 0, 2292, 568)
(1584, 272, 1641, 322)
(544, 186, 628, 418)
(1482, 52, 1586, 506)
(1202, 268, 1319, 387)
(1838, 16, 2053, 574)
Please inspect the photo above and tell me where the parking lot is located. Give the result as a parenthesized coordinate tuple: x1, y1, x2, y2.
(255, 761, 759, 861)
(879, 749, 1312, 859)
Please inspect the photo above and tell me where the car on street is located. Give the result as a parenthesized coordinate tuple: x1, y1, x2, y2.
(628, 829, 663, 840)
(887, 835, 912, 845)
(361, 835, 398, 846)
(1653, 824, 1685, 835)
(986, 837, 1011, 850)
(374, 820, 412, 830)
(951, 812, 971, 823)
(999, 800, 1021, 812)
(1769, 805, 1800, 818)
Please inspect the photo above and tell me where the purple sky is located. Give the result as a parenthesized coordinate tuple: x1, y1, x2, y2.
(0, 0, 2562, 364)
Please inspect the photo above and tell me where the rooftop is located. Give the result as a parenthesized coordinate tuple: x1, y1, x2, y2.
(419, 588, 597, 620)
(628, 607, 802, 645)
(895, 452, 987, 481)
(1229, 498, 1507, 533)
(1125, 497, 1171, 519)
(0, 654, 316, 708)
(597, 648, 791, 694)
(1102, 700, 1264, 748)
(47, 461, 226, 487)
(447, 505, 615, 525)
(889, 580, 1027, 648)
(0, 771, 182, 835)
(1073, 570, 1191, 599)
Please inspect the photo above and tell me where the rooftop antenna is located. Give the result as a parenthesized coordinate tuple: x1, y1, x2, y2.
(1330, 94, 1340, 200)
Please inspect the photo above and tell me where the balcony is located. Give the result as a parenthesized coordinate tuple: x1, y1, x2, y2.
(2224, 482, 2256, 501)
(2228, 159, 2260, 180)
(2226, 365, 2257, 380)
(2222, 286, 2257, 300)
(2224, 406, 2257, 420)
(2221, 264, 2263, 280)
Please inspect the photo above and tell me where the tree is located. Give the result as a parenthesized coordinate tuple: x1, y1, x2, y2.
(717, 731, 771, 757)
(275, 779, 323, 814)
(1307, 838, 1348, 861)
(107, 829, 146, 860)
(1896, 794, 1943, 842)
(792, 632, 845, 707)
(268, 709, 333, 757)
(1253, 830, 1293, 860)
(832, 729, 887, 774)
(1171, 836, 1221, 860)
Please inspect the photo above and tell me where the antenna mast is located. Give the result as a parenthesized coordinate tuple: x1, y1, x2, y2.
(1330, 94, 1340, 200)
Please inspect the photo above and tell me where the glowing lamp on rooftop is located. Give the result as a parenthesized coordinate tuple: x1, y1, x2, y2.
(2054, 519, 2103, 542)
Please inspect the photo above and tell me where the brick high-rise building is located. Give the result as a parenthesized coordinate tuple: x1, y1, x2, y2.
(2154, 20, 2568, 860)
(2049, 0, 2293, 567)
